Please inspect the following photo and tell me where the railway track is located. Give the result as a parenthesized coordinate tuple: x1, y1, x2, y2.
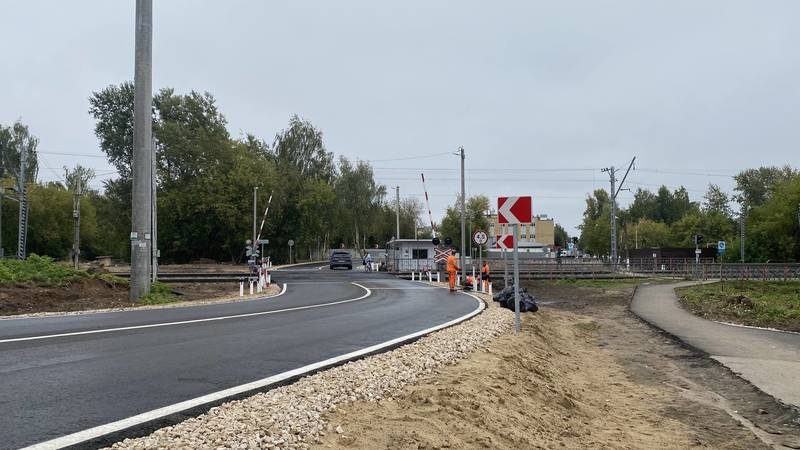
(112, 272, 251, 283)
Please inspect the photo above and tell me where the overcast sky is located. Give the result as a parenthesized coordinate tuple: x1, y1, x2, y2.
(2, 1, 799, 235)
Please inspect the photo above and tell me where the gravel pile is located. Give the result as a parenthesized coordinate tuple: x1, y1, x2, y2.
(110, 292, 512, 449)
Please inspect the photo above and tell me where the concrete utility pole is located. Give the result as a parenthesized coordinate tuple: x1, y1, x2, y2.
(151, 136, 158, 282)
(459, 147, 465, 277)
(0, 165, 4, 259)
(395, 185, 400, 240)
(740, 207, 746, 263)
(16, 145, 29, 260)
(130, 0, 153, 300)
(72, 179, 82, 269)
(253, 186, 258, 249)
(602, 157, 635, 269)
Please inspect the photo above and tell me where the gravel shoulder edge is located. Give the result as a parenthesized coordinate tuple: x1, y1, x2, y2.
(30, 288, 485, 450)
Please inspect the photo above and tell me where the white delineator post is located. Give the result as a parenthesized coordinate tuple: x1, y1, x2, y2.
(239, 280, 244, 297)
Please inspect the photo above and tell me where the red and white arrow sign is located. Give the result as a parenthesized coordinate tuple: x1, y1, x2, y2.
(498, 196, 532, 224)
(495, 234, 514, 250)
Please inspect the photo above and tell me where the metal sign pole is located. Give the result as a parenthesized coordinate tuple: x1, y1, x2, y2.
(478, 244, 482, 292)
(513, 223, 520, 333)
(503, 248, 508, 288)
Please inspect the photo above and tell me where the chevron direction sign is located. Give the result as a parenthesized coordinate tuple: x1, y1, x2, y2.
(495, 234, 514, 250)
(497, 196, 532, 224)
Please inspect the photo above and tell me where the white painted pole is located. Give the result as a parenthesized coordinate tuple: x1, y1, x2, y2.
(411, 271, 415, 281)
(266, 272, 271, 286)
(239, 281, 244, 297)
(488, 282, 493, 296)
(249, 281, 254, 295)
(437, 272, 441, 283)
(428, 271, 432, 282)
(514, 224, 521, 333)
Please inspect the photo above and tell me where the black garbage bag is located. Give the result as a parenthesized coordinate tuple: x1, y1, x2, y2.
(497, 287, 539, 313)
(519, 291, 539, 313)
(493, 286, 513, 302)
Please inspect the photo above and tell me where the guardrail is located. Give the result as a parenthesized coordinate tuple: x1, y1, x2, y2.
(390, 258, 800, 281)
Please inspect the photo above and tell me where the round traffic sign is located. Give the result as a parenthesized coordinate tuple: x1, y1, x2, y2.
(473, 230, 489, 245)
(288, 239, 295, 247)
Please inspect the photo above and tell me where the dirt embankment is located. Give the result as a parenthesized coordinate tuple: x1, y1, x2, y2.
(0, 279, 273, 317)
(317, 283, 800, 450)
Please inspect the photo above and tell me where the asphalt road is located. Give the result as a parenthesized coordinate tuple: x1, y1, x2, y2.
(631, 282, 800, 407)
(0, 265, 479, 449)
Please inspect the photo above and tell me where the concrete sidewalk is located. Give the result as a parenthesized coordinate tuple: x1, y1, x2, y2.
(631, 282, 800, 407)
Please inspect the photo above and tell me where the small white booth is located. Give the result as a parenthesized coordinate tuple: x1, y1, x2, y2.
(386, 239, 437, 273)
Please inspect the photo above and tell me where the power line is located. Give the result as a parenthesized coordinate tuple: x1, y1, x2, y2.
(38, 151, 108, 158)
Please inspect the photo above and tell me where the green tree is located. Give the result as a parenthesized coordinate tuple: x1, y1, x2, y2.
(438, 195, 491, 253)
(733, 166, 799, 209)
(578, 189, 611, 256)
(0, 120, 39, 183)
(554, 223, 569, 247)
(703, 183, 731, 217)
(741, 175, 800, 262)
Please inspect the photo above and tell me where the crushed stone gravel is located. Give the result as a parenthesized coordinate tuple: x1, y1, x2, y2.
(109, 289, 511, 449)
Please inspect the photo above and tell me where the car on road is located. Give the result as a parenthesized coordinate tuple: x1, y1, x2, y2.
(329, 250, 353, 270)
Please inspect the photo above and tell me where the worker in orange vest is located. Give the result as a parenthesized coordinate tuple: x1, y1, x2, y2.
(446, 253, 460, 292)
(481, 261, 491, 291)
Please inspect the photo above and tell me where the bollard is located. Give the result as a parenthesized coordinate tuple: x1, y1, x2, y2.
(266, 273, 271, 286)
(249, 281, 254, 295)
(428, 271, 432, 282)
(473, 277, 478, 291)
(411, 271, 415, 281)
(239, 280, 244, 297)
(488, 282, 493, 296)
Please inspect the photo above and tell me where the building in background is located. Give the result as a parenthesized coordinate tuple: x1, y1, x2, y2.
(486, 214, 556, 256)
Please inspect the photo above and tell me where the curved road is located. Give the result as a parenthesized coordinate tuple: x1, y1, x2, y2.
(0, 265, 479, 449)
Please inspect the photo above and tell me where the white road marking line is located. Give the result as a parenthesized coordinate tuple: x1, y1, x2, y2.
(0, 283, 370, 344)
(23, 290, 482, 450)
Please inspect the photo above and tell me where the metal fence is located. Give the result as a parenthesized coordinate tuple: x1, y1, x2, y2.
(390, 257, 800, 281)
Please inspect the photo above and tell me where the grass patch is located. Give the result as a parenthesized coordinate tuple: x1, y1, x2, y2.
(140, 282, 179, 305)
(676, 281, 800, 332)
(546, 278, 660, 289)
(0, 254, 87, 287)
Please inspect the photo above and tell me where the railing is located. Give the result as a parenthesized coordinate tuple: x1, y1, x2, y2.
(387, 257, 800, 281)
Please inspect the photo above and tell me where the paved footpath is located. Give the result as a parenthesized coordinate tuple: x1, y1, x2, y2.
(631, 282, 800, 408)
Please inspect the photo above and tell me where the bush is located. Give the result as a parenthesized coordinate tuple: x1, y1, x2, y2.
(0, 254, 87, 287)
(140, 282, 177, 305)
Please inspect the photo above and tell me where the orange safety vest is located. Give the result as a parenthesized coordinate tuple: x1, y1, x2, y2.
(446, 254, 458, 272)
(481, 263, 490, 275)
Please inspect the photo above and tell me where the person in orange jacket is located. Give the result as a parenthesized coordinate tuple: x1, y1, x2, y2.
(480, 261, 491, 291)
(446, 253, 460, 292)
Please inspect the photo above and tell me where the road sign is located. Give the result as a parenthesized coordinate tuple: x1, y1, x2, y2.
(718, 240, 726, 252)
(258, 239, 269, 245)
(434, 247, 452, 264)
(497, 196, 532, 224)
(288, 239, 294, 247)
(567, 242, 575, 251)
(495, 234, 514, 250)
(473, 230, 489, 246)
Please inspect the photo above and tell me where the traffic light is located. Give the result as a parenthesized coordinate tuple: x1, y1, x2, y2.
(444, 237, 453, 246)
(693, 234, 704, 247)
(432, 237, 441, 246)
